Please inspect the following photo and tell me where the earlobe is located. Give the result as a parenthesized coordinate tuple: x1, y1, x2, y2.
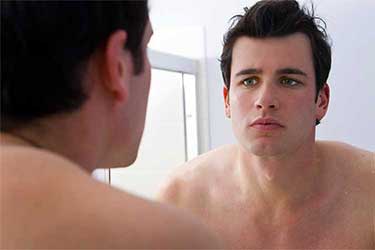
(223, 86, 231, 118)
(316, 83, 330, 121)
(319, 83, 330, 108)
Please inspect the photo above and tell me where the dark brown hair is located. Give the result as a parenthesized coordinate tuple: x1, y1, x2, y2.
(220, 0, 331, 100)
(1, 1, 149, 132)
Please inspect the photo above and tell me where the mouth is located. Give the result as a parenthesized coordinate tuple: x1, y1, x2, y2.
(250, 118, 284, 131)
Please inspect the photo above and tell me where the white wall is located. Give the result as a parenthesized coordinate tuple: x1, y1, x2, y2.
(149, 0, 375, 151)
(313, 0, 375, 150)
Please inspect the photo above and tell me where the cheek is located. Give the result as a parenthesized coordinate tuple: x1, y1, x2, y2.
(229, 90, 256, 135)
(142, 58, 151, 95)
(143, 55, 151, 77)
(230, 90, 254, 116)
(289, 95, 317, 126)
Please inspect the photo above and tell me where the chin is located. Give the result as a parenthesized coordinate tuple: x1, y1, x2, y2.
(118, 150, 139, 168)
(123, 152, 138, 166)
(247, 140, 286, 157)
(100, 148, 139, 168)
(103, 132, 144, 168)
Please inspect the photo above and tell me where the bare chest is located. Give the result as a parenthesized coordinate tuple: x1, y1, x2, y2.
(200, 194, 374, 249)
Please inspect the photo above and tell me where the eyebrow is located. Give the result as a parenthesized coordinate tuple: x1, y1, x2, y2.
(234, 68, 262, 77)
(234, 67, 308, 77)
(276, 68, 308, 77)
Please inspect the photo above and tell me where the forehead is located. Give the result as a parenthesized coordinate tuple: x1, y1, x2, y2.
(230, 33, 314, 76)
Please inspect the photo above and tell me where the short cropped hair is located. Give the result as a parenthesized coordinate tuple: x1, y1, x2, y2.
(220, 0, 331, 99)
(1, 1, 149, 132)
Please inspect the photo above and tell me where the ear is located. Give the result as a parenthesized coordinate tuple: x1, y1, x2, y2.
(316, 83, 330, 122)
(223, 86, 231, 118)
(103, 30, 132, 104)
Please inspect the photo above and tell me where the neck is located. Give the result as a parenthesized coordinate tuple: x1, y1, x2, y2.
(1, 113, 106, 172)
(236, 140, 324, 211)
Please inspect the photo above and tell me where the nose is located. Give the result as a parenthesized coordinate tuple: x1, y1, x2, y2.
(254, 85, 279, 110)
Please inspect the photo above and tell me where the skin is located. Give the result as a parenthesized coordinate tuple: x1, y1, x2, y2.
(158, 33, 375, 249)
(0, 21, 222, 248)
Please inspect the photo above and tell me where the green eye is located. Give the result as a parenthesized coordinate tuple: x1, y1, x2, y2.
(242, 78, 258, 87)
(280, 78, 300, 86)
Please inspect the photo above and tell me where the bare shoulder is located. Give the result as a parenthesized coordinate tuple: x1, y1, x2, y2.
(157, 144, 237, 205)
(317, 140, 374, 170)
(317, 140, 375, 204)
(1, 144, 83, 174)
(317, 141, 375, 245)
(1, 146, 221, 248)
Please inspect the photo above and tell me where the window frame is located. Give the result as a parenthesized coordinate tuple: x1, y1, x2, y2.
(94, 49, 210, 183)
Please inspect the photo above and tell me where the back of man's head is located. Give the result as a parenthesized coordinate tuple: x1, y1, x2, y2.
(1, 1, 149, 132)
(220, 0, 331, 100)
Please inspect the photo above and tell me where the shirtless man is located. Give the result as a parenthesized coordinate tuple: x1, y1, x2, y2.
(158, 0, 375, 248)
(0, 1, 221, 248)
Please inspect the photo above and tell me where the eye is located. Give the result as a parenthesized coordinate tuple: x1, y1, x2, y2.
(280, 78, 301, 87)
(242, 77, 258, 87)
